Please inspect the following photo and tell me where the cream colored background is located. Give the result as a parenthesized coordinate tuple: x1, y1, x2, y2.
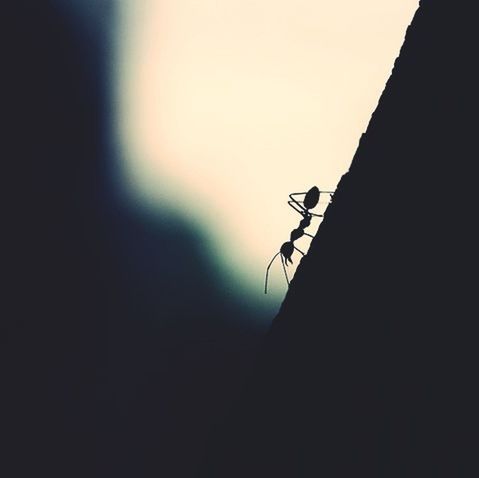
(116, 0, 419, 310)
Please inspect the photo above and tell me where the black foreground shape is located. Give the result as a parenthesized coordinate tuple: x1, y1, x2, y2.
(201, 1, 479, 476)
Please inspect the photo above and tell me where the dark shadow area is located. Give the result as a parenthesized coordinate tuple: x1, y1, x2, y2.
(202, 1, 479, 476)
(2, 2, 265, 477)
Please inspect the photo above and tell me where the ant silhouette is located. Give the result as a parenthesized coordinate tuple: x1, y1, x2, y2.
(264, 186, 334, 294)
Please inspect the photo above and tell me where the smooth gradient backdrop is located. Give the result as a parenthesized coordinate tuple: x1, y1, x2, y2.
(116, 0, 419, 314)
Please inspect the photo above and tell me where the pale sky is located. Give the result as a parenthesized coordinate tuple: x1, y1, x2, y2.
(115, 0, 419, 311)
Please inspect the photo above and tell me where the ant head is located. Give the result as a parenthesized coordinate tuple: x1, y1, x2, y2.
(303, 186, 320, 210)
(290, 228, 304, 242)
(299, 216, 311, 229)
(280, 241, 294, 263)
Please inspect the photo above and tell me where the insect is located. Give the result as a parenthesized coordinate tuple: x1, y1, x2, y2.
(264, 186, 334, 294)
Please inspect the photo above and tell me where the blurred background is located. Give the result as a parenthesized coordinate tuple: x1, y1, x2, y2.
(117, 0, 419, 301)
(3, 1, 417, 477)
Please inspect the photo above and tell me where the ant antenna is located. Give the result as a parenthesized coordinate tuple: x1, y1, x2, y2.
(264, 252, 280, 294)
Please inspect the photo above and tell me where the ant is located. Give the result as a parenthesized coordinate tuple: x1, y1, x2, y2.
(264, 186, 334, 294)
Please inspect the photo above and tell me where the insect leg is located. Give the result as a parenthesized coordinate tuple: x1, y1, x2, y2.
(288, 194, 308, 210)
(291, 191, 334, 203)
(289, 192, 308, 200)
(289, 194, 326, 217)
(264, 252, 280, 294)
(289, 201, 324, 218)
(288, 200, 307, 215)
(294, 246, 305, 255)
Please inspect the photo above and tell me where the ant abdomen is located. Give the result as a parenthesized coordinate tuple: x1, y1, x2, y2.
(303, 186, 320, 210)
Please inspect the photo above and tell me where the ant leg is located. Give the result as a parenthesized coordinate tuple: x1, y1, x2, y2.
(290, 191, 334, 198)
(289, 192, 309, 201)
(294, 246, 305, 255)
(303, 232, 314, 238)
(291, 191, 335, 203)
(280, 254, 290, 286)
(288, 200, 307, 216)
(265, 252, 280, 294)
(288, 194, 308, 212)
(289, 195, 325, 217)
(288, 201, 324, 218)
(292, 191, 335, 195)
